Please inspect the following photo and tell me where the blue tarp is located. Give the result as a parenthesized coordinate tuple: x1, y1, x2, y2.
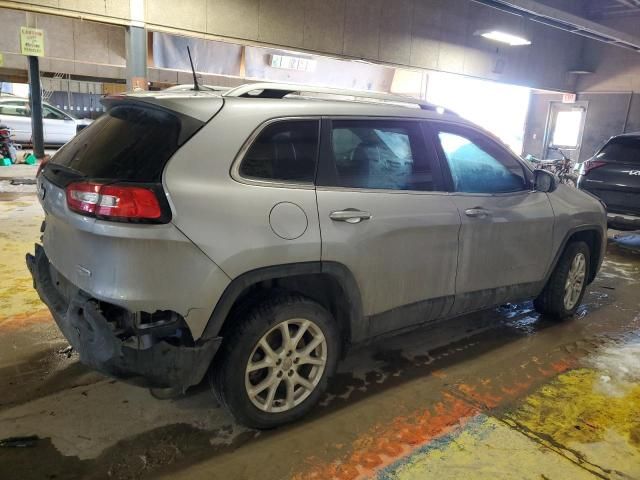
(612, 233, 640, 251)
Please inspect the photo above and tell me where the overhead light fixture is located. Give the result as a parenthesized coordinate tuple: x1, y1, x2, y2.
(568, 69, 593, 75)
(477, 30, 531, 46)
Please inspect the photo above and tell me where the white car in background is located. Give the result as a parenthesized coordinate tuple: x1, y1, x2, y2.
(0, 96, 91, 145)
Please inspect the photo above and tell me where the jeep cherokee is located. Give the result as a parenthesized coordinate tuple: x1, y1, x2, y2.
(27, 83, 607, 428)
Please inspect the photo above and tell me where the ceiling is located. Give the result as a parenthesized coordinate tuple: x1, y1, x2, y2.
(588, 0, 640, 18)
(472, 0, 640, 51)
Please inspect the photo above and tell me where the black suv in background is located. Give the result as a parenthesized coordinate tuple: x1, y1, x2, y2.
(578, 133, 640, 231)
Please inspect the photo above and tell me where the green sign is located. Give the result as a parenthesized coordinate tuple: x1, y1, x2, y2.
(20, 27, 44, 57)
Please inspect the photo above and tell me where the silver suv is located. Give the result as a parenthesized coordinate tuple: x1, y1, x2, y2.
(27, 83, 606, 428)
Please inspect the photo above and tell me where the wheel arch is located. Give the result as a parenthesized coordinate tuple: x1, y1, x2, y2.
(545, 225, 605, 286)
(201, 262, 365, 352)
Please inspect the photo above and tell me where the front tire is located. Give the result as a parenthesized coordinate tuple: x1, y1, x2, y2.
(534, 241, 590, 319)
(212, 295, 339, 429)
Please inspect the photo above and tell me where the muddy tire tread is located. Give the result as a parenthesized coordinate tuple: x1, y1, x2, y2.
(534, 241, 590, 319)
(212, 294, 338, 429)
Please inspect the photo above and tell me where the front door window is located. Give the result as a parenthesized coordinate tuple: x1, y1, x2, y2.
(435, 127, 529, 194)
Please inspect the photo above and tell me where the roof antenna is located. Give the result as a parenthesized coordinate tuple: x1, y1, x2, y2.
(187, 45, 200, 91)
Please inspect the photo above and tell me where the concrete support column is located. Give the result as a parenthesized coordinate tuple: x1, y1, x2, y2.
(125, 0, 147, 90)
(125, 26, 148, 90)
(27, 56, 44, 158)
(25, 12, 44, 159)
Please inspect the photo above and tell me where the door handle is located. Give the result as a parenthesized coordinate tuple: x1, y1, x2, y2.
(465, 207, 491, 218)
(329, 209, 372, 224)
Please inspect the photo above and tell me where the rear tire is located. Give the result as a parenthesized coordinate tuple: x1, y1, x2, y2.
(534, 241, 590, 319)
(212, 295, 339, 429)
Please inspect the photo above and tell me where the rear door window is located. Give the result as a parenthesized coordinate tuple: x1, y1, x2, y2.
(596, 137, 640, 164)
(0, 100, 29, 117)
(47, 104, 202, 184)
(239, 120, 320, 183)
(318, 119, 440, 191)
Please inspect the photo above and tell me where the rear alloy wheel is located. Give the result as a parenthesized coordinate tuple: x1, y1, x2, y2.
(245, 318, 328, 413)
(534, 241, 590, 319)
(213, 296, 338, 429)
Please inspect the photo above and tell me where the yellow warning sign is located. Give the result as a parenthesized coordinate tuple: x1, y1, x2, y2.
(20, 27, 44, 57)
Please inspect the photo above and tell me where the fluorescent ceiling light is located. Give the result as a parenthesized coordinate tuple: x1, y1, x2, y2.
(479, 30, 531, 46)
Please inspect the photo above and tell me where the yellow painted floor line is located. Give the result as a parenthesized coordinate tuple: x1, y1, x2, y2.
(377, 414, 595, 480)
(0, 197, 43, 320)
(376, 358, 640, 480)
(505, 365, 640, 480)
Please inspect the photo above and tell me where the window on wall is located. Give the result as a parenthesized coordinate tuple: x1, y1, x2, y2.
(435, 126, 528, 194)
(323, 120, 437, 191)
(551, 109, 585, 148)
(239, 120, 319, 183)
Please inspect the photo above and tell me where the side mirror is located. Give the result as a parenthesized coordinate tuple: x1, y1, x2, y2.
(534, 169, 557, 193)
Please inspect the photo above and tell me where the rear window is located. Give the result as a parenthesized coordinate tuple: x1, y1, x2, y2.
(239, 120, 319, 183)
(48, 104, 202, 183)
(596, 137, 640, 164)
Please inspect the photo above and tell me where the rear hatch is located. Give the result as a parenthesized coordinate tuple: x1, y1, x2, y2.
(580, 135, 640, 216)
(38, 93, 223, 296)
(41, 94, 223, 204)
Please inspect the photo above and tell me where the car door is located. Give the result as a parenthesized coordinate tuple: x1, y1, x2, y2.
(0, 100, 32, 143)
(428, 121, 555, 314)
(43, 104, 76, 144)
(316, 118, 461, 338)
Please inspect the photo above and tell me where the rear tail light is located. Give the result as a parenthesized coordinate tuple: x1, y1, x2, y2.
(581, 159, 606, 175)
(65, 181, 167, 222)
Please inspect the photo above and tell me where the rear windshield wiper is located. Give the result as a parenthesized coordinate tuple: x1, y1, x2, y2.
(47, 163, 85, 178)
(43, 163, 87, 188)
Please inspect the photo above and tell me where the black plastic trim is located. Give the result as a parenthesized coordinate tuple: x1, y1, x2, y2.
(201, 261, 365, 343)
(26, 244, 220, 390)
(542, 225, 606, 286)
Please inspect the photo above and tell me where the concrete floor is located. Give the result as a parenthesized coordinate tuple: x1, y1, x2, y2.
(0, 168, 639, 480)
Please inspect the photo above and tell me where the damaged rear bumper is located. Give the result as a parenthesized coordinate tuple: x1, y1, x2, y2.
(26, 244, 221, 390)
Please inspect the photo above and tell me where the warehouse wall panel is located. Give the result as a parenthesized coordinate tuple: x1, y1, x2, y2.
(302, 0, 345, 55)
(206, 0, 260, 41)
(343, 0, 382, 60)
(578, 16, 640, 93)
(146, 0, 206, 33)
(378, 0, 413, 65)
(258, 0, 304, 48)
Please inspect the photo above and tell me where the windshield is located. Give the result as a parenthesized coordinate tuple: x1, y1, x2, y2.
(596, 137, 640, 164)
(48, 103, 202, 183)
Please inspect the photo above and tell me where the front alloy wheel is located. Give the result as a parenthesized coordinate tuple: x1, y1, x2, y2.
(563, 252, 586, 310)
(534, 241, 591, 319)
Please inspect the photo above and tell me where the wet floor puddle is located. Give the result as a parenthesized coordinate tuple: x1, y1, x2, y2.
(292, 336, 640, 480)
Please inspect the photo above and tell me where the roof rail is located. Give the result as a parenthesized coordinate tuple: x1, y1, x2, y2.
(222, 82, 454, 114)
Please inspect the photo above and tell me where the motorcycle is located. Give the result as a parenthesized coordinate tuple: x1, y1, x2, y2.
(525, 147, 577, 186)
(0, 124, 18, 163)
